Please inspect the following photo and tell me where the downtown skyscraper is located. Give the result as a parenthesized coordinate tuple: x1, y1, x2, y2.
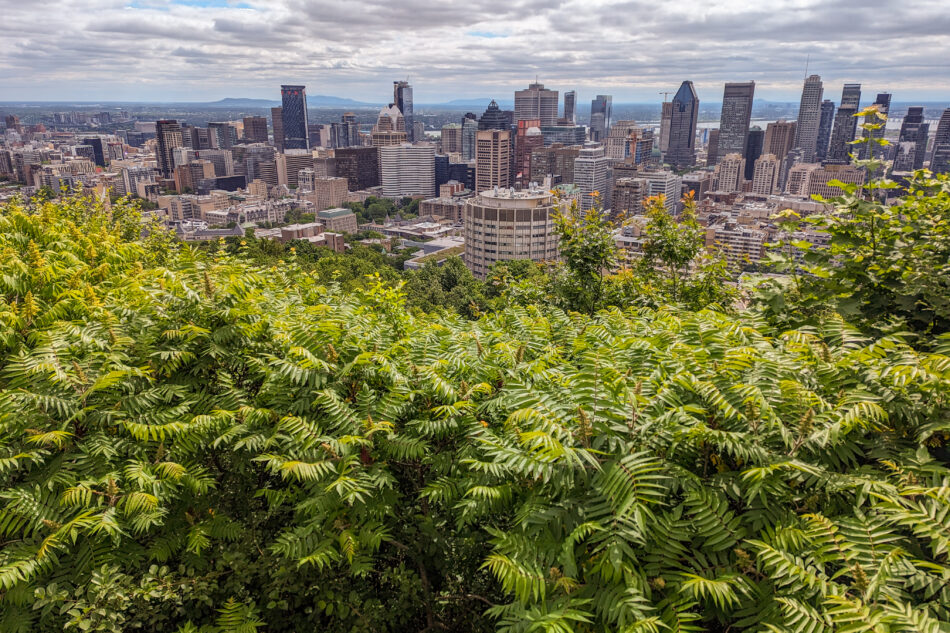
(858, 93, 892, 160)
(280, 85, 310, 150)
(393, 80, 414, 142)
(563, 90, 576, 124)
(715, 81, 755, 164)
(589, 95, 612, 142)
(827, 84, 862, 163)
(793, 75, 824, 162)
(514, 82, 559, 125)
(666, 81, 699, 170)
(155, 119, 183, 178)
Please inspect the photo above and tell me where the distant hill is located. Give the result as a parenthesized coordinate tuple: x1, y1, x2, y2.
(201, 96, 380, 108)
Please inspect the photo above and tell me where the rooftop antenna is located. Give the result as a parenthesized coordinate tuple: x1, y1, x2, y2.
(804, 53, 810, 78)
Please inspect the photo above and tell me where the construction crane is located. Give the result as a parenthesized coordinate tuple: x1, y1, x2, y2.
(659, 91, 672, 102)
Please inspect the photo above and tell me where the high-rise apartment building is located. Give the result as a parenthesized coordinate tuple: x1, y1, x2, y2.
(893, 106, 930, 171)
(271, 107, 284, 152)
(379, 143, 435, 197)
(393, 81, 414, 142)
(280, 85, 310, 150)
(563, 90, 577, 124)
(277, 150, 314, 188)
(573, 143, 609, 211)
(208, 122, 238, 150)
(514, 120, 544, 186)
(155, 119, 184, 178)
(716, 153, 745, 192)
(475, 129, 511, 192)
(462, 187, 562, 279)
(751, 153, 780, 195)
(243, 116, 269, 144)
(605, 121, 640, 160)
(514, 82, 559, 125)
(666, 81, 699, 170)
(589, 95, 613, 142)
(793, 75, 824, 161)
(529, 144, 580, 185)
(611, 178, 647, 220)
(716, 81, 755, 163)
(441, 123, 463, 154)
(638, 170, 681, 212)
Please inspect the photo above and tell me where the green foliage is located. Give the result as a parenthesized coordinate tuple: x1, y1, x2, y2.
(551, 193, 617, 314)
(1, 196, 949, 632)
(755, 107, 950, 345)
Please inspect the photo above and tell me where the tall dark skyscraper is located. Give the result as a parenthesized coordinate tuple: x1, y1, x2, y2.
(858, 93, 891, 160)
(666, 81, 699, 170)
(393, 81, 413, 142)
(793, 74, 824, 161)
(815, 100, 836, 161)
(479, 100, 511, 131)
(280, 85, 310, 150)
(931, 108, 950, 173)
(155, 119, 183, 178)
(716, 81, 755, 163)
(563, 90, 576, 124)
(590, 95, 612, 142)
(744, 126, 764, 180)
(826, 83, 862, 163)
(81, 137, 107, 167)
(894, 106, 930, 171)
(243, 116, 269, 143)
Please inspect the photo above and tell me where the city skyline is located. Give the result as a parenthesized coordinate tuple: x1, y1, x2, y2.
(2, 0, 949, 103)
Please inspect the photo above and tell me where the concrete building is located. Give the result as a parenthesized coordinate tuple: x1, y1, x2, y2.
(659, 101, 673, 154)
(475, 129, 511, 193)
(514, 120, 544, 186)
(243, 116, 268, 143)
(530, 144, 580, 185)
(393, 80, 414, 142)
(514, 82, 559, 126)
(574, 143, 609, 210)
(589, 95, 613, 142)
(716, 153, 746, 192)
(785, 163, 820, 196)
(317, 207, 359, 234)
(563, 90, 577, 124)
(441, 123, 463, 154)
(271, 107, 284, 152)
(334, 147, 380, 191)
(155, 120, 184, 178)
(611, 177, 647, 220)
(605, 121, 640, 160)
(716, 81, 755, 163)
(308, 176, 348, 211)
(806, 164, 865, 198)
(277, 150, 315, 188)
(462, 186, 563, 279)
(764, 120, 797, 166)
(639, 170, 682, 212)
(893, 106, 930, 171)
(379, 143, 435, 197)
(793, 75, 824, 162)
(751, 153, 780, 195)
(931, 108, 950, 174)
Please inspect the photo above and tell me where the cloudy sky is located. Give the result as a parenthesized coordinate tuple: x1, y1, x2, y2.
(1, 0, 948, 104)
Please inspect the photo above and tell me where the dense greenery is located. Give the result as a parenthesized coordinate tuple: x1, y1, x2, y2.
(1, 185, 949, 632)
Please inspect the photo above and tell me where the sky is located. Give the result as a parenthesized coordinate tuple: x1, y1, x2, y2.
(1, 0, 949, 104)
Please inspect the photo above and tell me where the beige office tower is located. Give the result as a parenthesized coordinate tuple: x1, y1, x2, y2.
(716, 153, 745, 192)
(764, 120, 797, 164)
(658, 101, 673, 153)
(310, 177, 349, 211)
(611, 177, 647, 220)
(751, 153, 780, 195)
(605, 121, 640, 160)
(462, 186, 563, 279)
(475, 129, 511, 193)
(441, 123, 463, 154)
(277, 150, 315, 188)
(514, 82, 559, 126)
(379, 143, 435, 197)
(371, 104, 408, 147)
(806, 164, 865, 198)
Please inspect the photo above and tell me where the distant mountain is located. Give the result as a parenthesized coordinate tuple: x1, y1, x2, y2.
(433, 98, 515, 108)
(200, 96, 379, 108)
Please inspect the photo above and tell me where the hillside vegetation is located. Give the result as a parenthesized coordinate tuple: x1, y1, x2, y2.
(1, 193, 949, 632)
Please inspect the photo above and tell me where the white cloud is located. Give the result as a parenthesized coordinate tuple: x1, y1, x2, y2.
(0, 0, 947, 102)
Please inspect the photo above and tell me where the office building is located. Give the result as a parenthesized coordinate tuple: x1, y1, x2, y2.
(530, 144, 580, 185)
(155, 120, 184, 178)
(826, 104, 858, 163)
(479, 100, 512, 131)
(514, 82, 559, 125)
(573, 143, 609, 210)
(659, 101, 673, 153)
(716, 153, 745, 192)
(280, 85, 310, 150)
(639, 170, 681, 212)
(379, 143, 435, 197)
(793, 75, 824, 161)
(858, 93, 892, 160)
(334, 146, 379, 191)
(893, 106, 930, 171)
(462, 114, 478, 161)
(706, 129, 720, 166)
(514, 120, 544, 186)
(271, 107, 284, 152)
(590, 95, 613, 142)
(763, 120, 797, 165)
(931, 108, 950, 174)
(243, 116, 269, 143)
(277, 150, 315, 188)
(441, 123, 463, 154)
(716, 81, 755, 163)
(807, 164, 865, 198)
(196, 149, 234, 177)
(540, 125, 586, 147)
(605, 121, 640, 160)
(80, 137, 107, 167)
(475, 129, 511, 192)
(611, 177, 647, 220)
(563, 90, 577, 124)
(393, 80, 414, 142)
(666, 81, 699, 170)
(208, 122, 238, 150)
(462, 187, 563, 279)
(751, 153, 780, 195)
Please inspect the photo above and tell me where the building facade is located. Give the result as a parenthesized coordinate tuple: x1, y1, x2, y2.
(475, 129, 511, 193)
(716, 81, 755, 164)
(793, 75, 824, 162)
(280, 85, 310, 150)
(666, 81, 699, 170)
